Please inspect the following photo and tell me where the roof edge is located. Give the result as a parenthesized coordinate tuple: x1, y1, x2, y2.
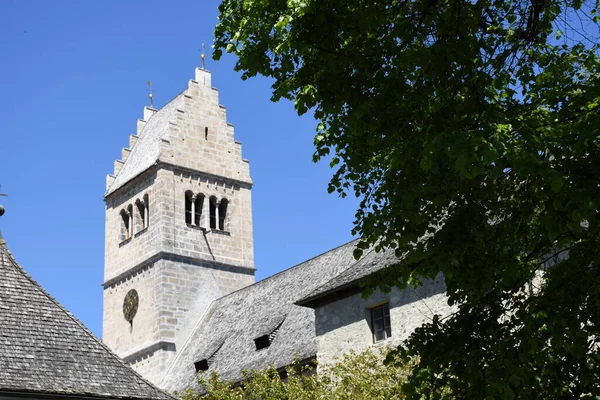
(0, 388, 158, 400)
(0, 233, 175, 400)
(104, 161, 254, 201)
(160, 297, 219, 386)
(295, 279, 364, 308)
(105, 89, 186, 196)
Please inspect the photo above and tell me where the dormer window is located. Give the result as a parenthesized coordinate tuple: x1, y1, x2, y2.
(193, 339, 226, 373)
(254, 318, 284, 351)
(194, 359, 209, 372)
(254, 335, 270, 350)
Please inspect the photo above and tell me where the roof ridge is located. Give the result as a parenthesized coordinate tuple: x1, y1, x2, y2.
(303, 245, 378, 298)
(142, 88, 186, 136)
(210, 238, 360, 304)
(0, 233, 173, 400)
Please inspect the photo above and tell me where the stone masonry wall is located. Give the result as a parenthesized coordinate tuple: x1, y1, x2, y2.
(160, 68, 252, 185)
(128, 345, 174, 388)
(314, 275, 454, 366)
(104, 170, 161, 281)
(103, 257, 254, 385)
(169, 168, 254, 268)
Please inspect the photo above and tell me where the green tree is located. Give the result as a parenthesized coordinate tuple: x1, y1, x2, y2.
(214, 0, 600, 397)
(180, 349, 420, 399)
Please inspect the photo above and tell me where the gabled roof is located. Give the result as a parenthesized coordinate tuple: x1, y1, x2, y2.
(160, 240, 361, 394)
(297, 247, 400, 308)
(106, 92, 184, 196)
(0, 233, 174, 400)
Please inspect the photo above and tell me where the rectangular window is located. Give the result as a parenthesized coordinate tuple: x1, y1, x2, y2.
(371, 303, 391, 343)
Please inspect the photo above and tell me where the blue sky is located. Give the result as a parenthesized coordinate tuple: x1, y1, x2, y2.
(0, 1, 358, 337)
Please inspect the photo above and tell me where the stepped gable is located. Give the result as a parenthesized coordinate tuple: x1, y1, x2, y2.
(106, 92, 184, 195)
(0, 233, 173, 400)
(160, 239, 362, 393)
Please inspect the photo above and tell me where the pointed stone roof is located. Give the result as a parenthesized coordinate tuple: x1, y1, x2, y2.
(0, 233, 174, 399)
(106, 92, 185, 196)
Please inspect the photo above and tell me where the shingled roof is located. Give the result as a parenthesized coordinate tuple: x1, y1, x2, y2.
(297, 247, 400, 308)
(106, 92, 184, 196)
(0, 233, 174, 400)
(160, 239, 362, 394)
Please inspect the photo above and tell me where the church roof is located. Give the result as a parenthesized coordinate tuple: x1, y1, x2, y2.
(0, 233, 174, 400)
(297, 247, 400, 308)
(160, 239, 362, 394)
(106, 92, 184, 196)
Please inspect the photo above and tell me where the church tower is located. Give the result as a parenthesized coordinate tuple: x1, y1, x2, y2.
(102, 67, 255, 385)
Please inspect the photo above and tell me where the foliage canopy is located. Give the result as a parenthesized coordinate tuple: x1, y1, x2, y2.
(215, 0, 600, 397)
(181, 350, 418, 400)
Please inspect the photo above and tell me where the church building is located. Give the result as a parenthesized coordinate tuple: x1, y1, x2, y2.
(102, 64, 453, 395)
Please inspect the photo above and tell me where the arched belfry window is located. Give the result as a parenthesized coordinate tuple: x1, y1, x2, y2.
(143, 194, 149, 228)
(185, 191, 194, 225)
(120, 209, 130, 242)
(218, 199, 228, 231)
(127, 205, 133, 237)
(135, 199, 145, 231)
(194, 195, 204, 226)
(209, 196, 218, 229)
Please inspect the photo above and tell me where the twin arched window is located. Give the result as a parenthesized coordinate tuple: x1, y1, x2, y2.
(120, 195, 149, 243)
(186, 192, 228, 231)
(185, 191, 205, 226)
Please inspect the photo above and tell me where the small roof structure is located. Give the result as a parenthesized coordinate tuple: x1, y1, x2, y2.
(0, 233, 174, 400)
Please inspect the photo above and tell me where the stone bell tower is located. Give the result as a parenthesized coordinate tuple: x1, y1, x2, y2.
(102, 67, 255, 385)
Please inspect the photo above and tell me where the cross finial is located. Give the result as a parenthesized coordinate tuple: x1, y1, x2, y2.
(147, 81, 154, 108)
(0, 185, 7, 217)
(201, 43, 206, 70)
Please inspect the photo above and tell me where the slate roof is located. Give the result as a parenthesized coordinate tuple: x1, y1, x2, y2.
(0, 233, 174, 400)
(106, 92, 184, 196)
(160, 239, 362, 394)
(297, 247, 400, 307)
